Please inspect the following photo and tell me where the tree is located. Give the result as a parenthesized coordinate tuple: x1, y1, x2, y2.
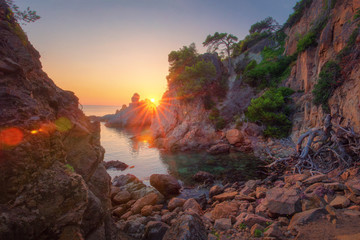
(5, 0, 40, 24)
(249, 17, 280, 34)
(203, 32, 238, 73)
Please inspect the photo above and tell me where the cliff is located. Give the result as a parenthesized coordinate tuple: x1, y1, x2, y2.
(284, 0, 360, 140)
(0, 2, 116, 239)
(150, 0, 360, 156)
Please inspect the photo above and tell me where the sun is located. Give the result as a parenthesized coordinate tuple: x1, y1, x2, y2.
(150, 98, 155, 103)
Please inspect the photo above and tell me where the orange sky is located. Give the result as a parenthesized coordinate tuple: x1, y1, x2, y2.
(18, 0, 297, 106)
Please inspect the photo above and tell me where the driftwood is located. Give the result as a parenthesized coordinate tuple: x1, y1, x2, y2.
(268, 114, 360, 174)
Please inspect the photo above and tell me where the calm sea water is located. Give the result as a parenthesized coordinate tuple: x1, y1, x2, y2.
(82, 105, 264, 185)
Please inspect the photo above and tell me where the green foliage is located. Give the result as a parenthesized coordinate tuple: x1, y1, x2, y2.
(232, 32, 270, 56)
(254, 229, 263, 237)
(203, 32, 238, 58)
(284, 0, 313, 29)
(249, 17, 280, 34)
(5, 0, 40, 24)
(312, 61, 342, 111)
(238, 223, 247, 230)
(246, 87, 294, 138)
(297, 31, 317, 52)
(337, 26, 359, 59)
(209, 107, 226, 130)
(244, 46, 296, 88)
(65, 164, 75, 173)
(167, 44, 219, 99)
(354, 8, 360, 20)
(244, 60, 257, 74)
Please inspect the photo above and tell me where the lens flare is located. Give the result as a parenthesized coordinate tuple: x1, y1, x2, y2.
(31, 130, 39, 134)
(0, 127, 23, 146)
(55, 117, 73, 132)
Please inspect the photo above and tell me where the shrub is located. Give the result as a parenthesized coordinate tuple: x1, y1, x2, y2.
(284, 0, 313, 29)
(244, 47, 296, 88)
(297, 31, 316, 52)
(246, 87, 294, 138)
(337, 26, 359, 59)
(312, 61, 342, 111)
(354, 8, 360, 20)
(209, 107, 226, 130)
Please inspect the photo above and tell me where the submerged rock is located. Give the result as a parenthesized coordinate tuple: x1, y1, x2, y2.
(104, 160, 128, 171)
(207, 143, 230, 155)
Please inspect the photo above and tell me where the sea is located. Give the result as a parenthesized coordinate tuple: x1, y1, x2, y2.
(82, 105, 264, 185)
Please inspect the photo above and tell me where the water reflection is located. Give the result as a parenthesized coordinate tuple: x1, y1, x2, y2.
(100, 122, 265, 185)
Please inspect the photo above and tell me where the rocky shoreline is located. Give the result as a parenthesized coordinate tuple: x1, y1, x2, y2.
(110, 166, 360, 240)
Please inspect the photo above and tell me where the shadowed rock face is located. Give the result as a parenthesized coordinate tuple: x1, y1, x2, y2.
(0, 2, 114, 239)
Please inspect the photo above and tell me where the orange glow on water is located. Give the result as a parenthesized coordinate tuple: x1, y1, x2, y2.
(0, 127, 24, 146)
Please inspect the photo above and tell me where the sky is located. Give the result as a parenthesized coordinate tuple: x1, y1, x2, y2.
(16, 0, 298, 106)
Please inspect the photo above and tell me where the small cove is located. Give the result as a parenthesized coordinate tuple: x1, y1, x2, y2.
(83, 105, 265, 185)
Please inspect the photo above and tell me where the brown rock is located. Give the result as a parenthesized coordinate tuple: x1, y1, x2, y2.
(347, 205, 360, 211)
(161, 211, 177, 225)
(212, 191, 238, 202)
(113, 206, 127, 217)
(207, 143, 230, 155)
(110, 186, 121, 199)
(284, 174, 308, 184)
(121, 211, 133, 220)
(236, 213, 272, 228)
(131, 193, 158, 214)
(150, 174, 181, 197)
(303, 174, 327, 184)
(263, 223, 284, 239)
(324, 182, 346, 191)
(113, 190, 131, 205)
(209, 185, 223, 197)
(235, 194, 256, 202)
(226, 129, 243, 145)
(345, 180, 360, 195)
(329, 195, 350, 209)
(256, 186, 267, 199)
(288, 208, 327, 230)
(250, 223, 264, 236)
(262, 187, 301, 216)
(214, 218, 232, 231)
(302, 194, 326, 211)
(141, 205, 153, 216)
(211, 201, 239, 220)
(168, 198, 186, 211)
(183, 198, 202, 215)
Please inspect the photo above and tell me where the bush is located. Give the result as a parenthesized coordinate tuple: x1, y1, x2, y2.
(297, 31, 316, 52)
(284, 0, 313, 29)
(337, 26, 359, 59)
(354, 8, 360, 20)
(312, 61, 342, 111)
(209, 107, 226, 130)
(246, 87, 294, 138)
(244, 47, 296, 88)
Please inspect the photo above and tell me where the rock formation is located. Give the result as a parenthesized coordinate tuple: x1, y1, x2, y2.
(104, 93, 155, 128)
(0, 2, 116, 239)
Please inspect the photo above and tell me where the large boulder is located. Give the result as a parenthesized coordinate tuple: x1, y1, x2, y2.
(192, 171, 214, 184)
(131, 193, 158, 214)
(150, 174, 181, 197)
(261, 187, 301, 216)
(226, 129, 244, 145)
(163, 214, 207, 240)
(143, 221, 169, 240)
(211, 201, 239, 220)
(104, 160, 128, 171)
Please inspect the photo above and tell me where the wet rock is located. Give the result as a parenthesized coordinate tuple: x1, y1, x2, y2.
(212, 191, 238, 202)
(214, 218, 232, 231)
(207, 143, 230, 155)
(131, 193, 158, 214)
(104, 160, 128, 170)
(226, 129, 244, 145)
(113, 190, 131, 205)
(193, 171, 214, 184)
(288, 208, 327, 230)
(209, 185, 223, 197)
(330, 195, 350, 208)
(262, 187, 301, 216)
(168, 198, 186, 211)
(150, 174, 181, 197)
(143, 221, 169, 240)
(211, 201, 239, 220)
(163, 214, 207, 240)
